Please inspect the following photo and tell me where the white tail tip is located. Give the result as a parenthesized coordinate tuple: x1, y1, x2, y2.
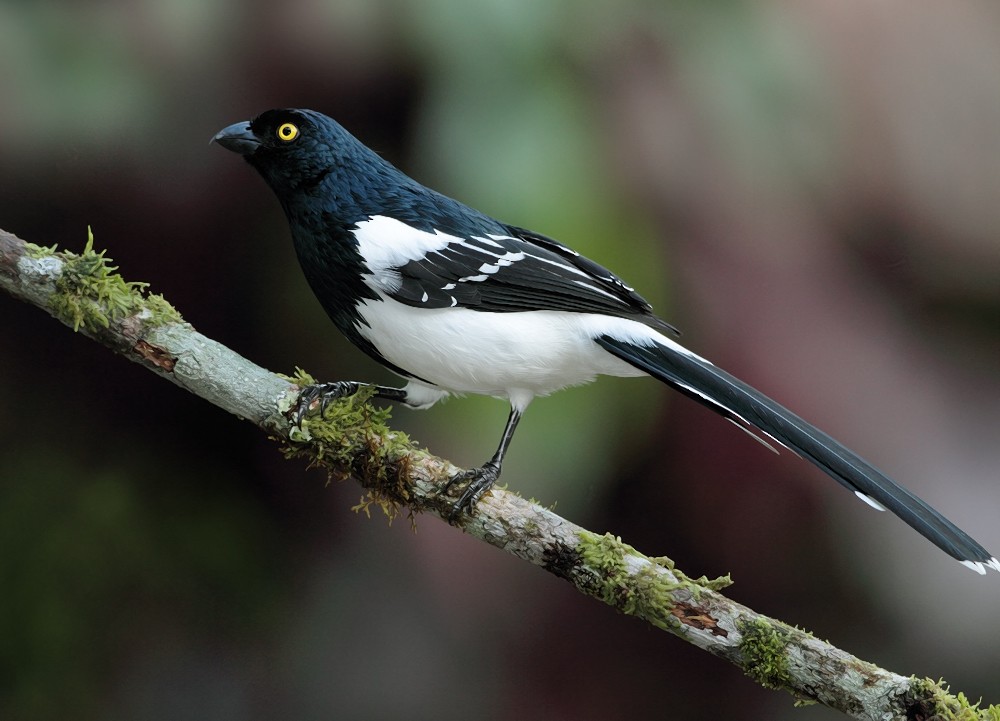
(854, 491, 888, 512)
(959, 557, 1000, 575)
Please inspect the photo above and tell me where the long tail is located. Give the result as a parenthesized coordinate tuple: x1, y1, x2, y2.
(595, 334, 998, 574)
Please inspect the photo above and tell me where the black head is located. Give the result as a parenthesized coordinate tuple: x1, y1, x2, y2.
(212, 108, 382, 198)
(214, 108, 500, 239)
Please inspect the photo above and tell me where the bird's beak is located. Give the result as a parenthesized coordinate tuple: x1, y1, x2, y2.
(211, 121, 260, 155)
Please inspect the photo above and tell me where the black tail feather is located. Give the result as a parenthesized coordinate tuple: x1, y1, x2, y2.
(596, 334, 997, 572)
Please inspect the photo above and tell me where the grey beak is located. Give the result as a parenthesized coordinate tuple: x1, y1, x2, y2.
(211, 121, 260, 155)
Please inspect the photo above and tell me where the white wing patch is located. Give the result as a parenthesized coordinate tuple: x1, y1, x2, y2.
(352, 218, 632, 309)
(353, 215, 457, 293)
(354, 215, 454, 270)
(353, 218, 535, 294)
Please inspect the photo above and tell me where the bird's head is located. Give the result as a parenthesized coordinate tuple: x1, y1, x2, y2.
(212, 108, 371, 198)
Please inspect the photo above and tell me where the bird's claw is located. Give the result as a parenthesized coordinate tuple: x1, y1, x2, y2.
(441, 462, 501, 522)
(293, 381, 362, 426)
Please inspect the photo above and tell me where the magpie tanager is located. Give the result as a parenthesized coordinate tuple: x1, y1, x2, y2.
(213, 108, 997, 574)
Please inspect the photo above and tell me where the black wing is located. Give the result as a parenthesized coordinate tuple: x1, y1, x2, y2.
(377, 221, 677, 333)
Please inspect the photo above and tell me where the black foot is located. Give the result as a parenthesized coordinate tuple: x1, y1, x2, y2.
(441, 462, 501, 522)
(294, 381, 362, 426)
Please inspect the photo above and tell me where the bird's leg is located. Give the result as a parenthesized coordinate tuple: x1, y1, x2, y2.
(294, 381, 408, 425)
(442, 406, 523, 521)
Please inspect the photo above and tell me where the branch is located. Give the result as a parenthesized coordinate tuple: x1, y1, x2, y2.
(0, 227, 992, 720)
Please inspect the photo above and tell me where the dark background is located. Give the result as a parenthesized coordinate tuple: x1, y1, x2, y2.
(1, 2, 999, 719)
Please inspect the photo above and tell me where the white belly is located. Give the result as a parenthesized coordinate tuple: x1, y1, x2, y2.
(353, 295, 656, 403)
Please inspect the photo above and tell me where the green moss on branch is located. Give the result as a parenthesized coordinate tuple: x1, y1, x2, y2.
(278, 368, 420, 523)
(42, 228, 181, 333)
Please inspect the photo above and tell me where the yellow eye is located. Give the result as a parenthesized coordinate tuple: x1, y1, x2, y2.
(276, 122, 299, 142)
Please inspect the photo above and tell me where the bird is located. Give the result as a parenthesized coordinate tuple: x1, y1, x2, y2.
(213, 107, 998, 574)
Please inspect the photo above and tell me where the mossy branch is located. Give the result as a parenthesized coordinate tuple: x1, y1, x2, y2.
(0, 226, 994, 721)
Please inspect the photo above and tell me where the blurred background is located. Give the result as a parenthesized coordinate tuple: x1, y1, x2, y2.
(1, 0, 999, 719)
